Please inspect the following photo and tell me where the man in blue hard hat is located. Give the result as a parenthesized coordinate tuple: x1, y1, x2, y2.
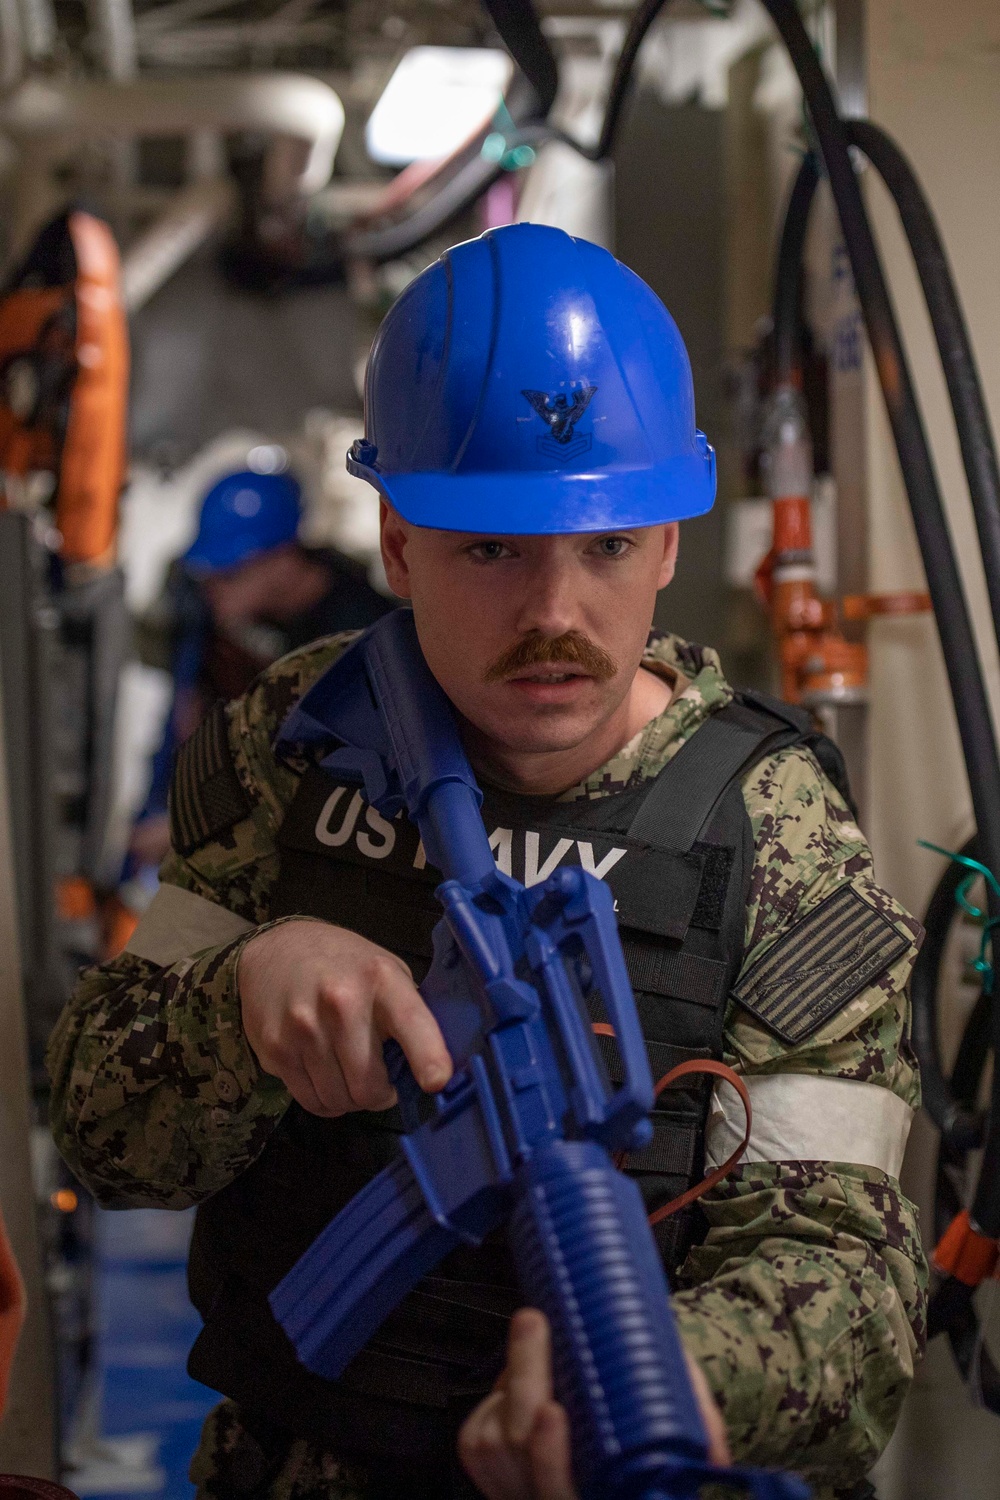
(111, 465, 391, 946)
(51, 224, 924, 1500)
(177, 466, 391, 717)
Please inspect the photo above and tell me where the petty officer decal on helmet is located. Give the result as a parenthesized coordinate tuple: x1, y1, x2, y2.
(49, 224, 926, 1500)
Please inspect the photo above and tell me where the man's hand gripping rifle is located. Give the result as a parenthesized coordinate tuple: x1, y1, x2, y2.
(270, 610, 810, 1500)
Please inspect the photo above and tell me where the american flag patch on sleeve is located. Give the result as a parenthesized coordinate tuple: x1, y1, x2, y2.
(733, 884, 911, 1044)
(169, 700, 252, 857)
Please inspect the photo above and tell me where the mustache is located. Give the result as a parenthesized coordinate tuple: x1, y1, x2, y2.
(484, 630, 618, 683)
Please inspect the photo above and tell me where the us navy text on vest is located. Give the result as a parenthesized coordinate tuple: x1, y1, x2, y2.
(312, 781, 629, 887)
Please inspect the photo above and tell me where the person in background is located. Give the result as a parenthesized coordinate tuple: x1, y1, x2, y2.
(109, 467, 393, 949)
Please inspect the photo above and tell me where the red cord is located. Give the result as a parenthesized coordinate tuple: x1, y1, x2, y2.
(592, 1024, 752, 1226)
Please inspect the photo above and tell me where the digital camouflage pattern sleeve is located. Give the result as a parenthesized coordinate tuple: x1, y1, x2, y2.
(47, 631, 926, 1498)
(672, 744, 927, 1498)
(46, 634, 352, 1209)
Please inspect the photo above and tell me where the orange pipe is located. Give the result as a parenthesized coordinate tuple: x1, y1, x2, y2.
(56, 213, 129, 566)
(0, 212, 129, 566)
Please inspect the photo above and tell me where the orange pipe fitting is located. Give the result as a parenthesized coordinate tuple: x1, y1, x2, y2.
(757, 494, 868, 704)
(758, 497, 930, 704)
(933, 1209, 999, 1287)
(842, 591, 932, 620)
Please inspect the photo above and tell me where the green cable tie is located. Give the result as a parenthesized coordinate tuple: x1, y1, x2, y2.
(918, 839, 1000, 995)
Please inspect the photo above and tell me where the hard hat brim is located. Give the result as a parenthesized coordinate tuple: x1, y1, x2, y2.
(182, 531, 290, 574)
(348, 451, 716, 535)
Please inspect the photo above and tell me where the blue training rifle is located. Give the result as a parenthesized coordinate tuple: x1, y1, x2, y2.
(269, 609, 810, 1500)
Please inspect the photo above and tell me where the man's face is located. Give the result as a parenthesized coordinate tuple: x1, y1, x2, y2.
(380, 506, 679, 759)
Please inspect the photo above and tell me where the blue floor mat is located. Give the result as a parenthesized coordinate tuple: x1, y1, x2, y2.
(76, 1206, 218, 1500)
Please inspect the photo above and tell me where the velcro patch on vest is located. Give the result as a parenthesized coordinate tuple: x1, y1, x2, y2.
(690, 842, 734, 931)
(626, 1116, 698, 1178)
(169, 701, 253, 857)
(732, 884, 910, 1044)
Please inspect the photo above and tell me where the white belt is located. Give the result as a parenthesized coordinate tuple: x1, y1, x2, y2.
(705, 1072, 913, 1179)
(126, 883, 254, 966)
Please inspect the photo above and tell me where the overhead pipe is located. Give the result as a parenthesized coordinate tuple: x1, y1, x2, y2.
(0, 0, 23, 90)
(0, 71, 345, 194)
(120, 176, 235, 311)
(134, 0, 243, 36)
(87, 0, 139, 82)
(16, 0, 55, 62)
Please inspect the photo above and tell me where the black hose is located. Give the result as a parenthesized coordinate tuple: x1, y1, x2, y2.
(481, 0, 558, 118)
(932, 998, 998, 1412)
(774, 127, 1000, 644)
(772, 127, 1000, 1218)
(928, 1274, 1000, 1413)
(846, 119, 1000, 658)
(910, 836, 985, 1150)
(910, 845, 999, 1407)
(771, 151, 819, 387)
(755, 0, 1000, 1237)
(934, 987, 992, 1245)
(592, 0, 670, 160)
(479, 0, 676, 162)
(766, 103, 1000, 1228)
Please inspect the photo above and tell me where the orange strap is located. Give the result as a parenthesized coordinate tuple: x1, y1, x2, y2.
(592, 1024, 752, 1228)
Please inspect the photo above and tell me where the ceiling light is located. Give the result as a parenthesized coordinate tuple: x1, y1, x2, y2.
(366, 46, 513, 166)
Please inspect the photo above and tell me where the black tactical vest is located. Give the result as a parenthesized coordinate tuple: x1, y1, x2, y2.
(186, 686, 851, 1480)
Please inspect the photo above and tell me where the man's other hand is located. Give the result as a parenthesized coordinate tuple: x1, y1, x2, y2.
(459, 1309, 576, 1500)
(458, 1308, 731, 1500)
(238, 920, 452, 1116)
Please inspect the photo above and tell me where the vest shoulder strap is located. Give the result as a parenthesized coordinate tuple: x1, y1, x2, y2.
(739, 687, 856, 818)
(625, 689, 856, 853)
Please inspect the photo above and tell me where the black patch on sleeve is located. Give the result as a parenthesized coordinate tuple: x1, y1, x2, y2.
(733, 884, 911, 1044)
(169, 701, 253, 857)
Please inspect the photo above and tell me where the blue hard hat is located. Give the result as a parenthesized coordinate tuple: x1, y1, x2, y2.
(183, 470, 302, 573)
(347, 222, 715, 533)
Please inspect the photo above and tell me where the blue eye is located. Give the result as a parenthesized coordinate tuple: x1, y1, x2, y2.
(596, 536, 630, 557)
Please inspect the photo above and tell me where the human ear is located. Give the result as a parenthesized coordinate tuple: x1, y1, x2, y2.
(379, 502, 413, 599)
(656, 523, 680, 589)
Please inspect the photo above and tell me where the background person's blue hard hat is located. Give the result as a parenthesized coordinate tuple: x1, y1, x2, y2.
(183, 470, 302, 574)
(347, 222, 716, 534)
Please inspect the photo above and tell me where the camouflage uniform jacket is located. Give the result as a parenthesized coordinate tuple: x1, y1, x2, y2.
(48, 630, 927, 1500)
